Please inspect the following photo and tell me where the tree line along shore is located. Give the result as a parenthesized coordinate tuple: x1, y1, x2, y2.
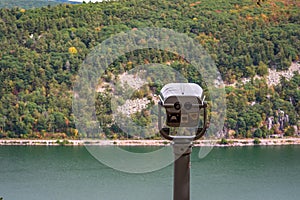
(1, 138, 300, 147)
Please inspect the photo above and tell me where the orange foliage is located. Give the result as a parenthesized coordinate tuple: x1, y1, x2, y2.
(190, 1, 201, 7)
(261, 13, 268, 21)
(65, 118, 69, 126)
(94, 26, 103, 32)
(246, 15, 254, 20)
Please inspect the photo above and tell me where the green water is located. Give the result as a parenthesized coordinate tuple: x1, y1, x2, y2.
(1, 145, 300, 200)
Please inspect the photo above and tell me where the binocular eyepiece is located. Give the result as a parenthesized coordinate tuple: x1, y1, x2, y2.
(173, 102, 193, 111)
(174, 102, 181, 110)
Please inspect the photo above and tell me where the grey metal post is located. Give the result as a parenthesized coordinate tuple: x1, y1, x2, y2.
(173, 139, 193, 200)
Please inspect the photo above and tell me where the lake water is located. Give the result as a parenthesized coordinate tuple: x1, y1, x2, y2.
(1, 145, 300, 200)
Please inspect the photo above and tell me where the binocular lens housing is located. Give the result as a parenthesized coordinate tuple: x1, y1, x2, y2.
(174, 102, 181, 110)
(184, 102, 192, 110)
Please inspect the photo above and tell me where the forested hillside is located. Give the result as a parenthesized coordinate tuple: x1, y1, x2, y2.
(0, 0, 80, 9)
(0, 0, 299, 139)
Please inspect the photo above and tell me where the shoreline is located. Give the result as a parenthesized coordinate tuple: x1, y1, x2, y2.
(1, 138, 300, 147)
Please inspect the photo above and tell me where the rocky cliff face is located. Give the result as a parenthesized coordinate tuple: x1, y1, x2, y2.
(267, 62, 300, 86)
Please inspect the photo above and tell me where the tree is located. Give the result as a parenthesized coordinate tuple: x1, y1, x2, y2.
(257, 61, 268, 76)
(285, 126, 295, 136)
(253, 128, 263, 138)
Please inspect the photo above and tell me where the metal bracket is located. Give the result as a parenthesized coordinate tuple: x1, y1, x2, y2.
(158, 101, 208, 141)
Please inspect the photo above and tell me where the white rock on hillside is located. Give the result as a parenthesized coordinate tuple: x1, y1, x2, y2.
(267, 62, 300, 86)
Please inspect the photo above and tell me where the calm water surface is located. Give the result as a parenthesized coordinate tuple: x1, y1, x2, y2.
(1, 145, 300, 200)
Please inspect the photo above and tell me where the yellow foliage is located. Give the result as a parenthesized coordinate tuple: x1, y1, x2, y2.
(74, 129, 78, 137)
(68, 47, 78, 54)
(196, 32, 219, 45)
(229, 9, 238, 14)
(113, 134, 118, 140)
(20, 9, 26, 13)
(213, 38, 220, 42)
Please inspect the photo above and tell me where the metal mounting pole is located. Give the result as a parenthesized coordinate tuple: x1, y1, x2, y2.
(172, 138, 193, 200)
(158, 84, 208, 200)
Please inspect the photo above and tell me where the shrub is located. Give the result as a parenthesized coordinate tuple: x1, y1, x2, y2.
(219, 138, 228, 145)
(56, 139, 70, 146)
(253, 138, 261, 145)
(285, 126, 295, 136)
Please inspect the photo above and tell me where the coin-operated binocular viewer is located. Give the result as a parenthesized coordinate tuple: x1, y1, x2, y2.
(158, 83, 208, 200)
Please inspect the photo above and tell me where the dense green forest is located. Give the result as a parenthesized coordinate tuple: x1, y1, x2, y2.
(0, 0, 80, 9)
(0, 0, 299, 139)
